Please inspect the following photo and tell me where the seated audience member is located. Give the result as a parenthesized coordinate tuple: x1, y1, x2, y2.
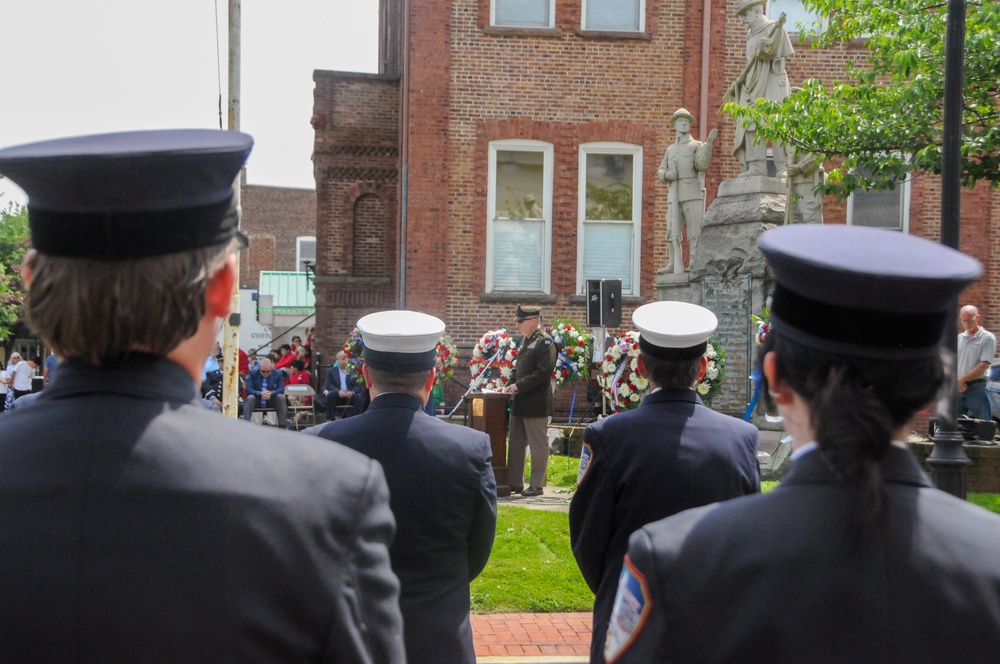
(305, 326, 316, 347)
(275, 344, 294, 371)
(287, 358, 313, 428)
(290, 335, 303, 353)
(322, 351, 363, 418)
(244, 358, 287, 427)
(238, 347, 249, 377)
(287, 359, 312, 396)
(246, 348, 261, 372)
(296, 344, 312, 370)
(201, 354, 224, 409)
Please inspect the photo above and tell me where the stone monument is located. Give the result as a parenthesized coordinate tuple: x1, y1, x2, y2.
(655, 0, 796, 417)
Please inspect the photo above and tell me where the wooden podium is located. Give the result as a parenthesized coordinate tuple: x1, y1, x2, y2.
(468, 392, 512, 497)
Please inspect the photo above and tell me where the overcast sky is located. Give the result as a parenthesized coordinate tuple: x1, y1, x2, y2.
(0, 0, 378, 207)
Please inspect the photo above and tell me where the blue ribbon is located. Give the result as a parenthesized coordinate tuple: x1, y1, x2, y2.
(743, 365, 763, 421)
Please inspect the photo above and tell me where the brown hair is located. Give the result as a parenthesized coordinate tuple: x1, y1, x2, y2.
(366, 366, 431, 395)
(639, 351, 701, 391)
(26, 239, 235, 366)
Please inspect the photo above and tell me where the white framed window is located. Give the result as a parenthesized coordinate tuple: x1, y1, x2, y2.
(583, 0, 644, 31)
(846, 169, 911, 233)
(577, 143, 642, 296)
(492, 0, 555, 28)
(296, 236, 316, 272)
(767, 0, 823, 33)
(487, 140, 553, 293)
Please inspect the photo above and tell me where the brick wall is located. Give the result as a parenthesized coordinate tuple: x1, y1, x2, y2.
(909, 442, 1000, 493)
(239, 185, 317, 289)
(312, 71, 401, 360)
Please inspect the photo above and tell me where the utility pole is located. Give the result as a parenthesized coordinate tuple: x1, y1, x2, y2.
(222, 0, 242, 418)
(927, 0, 970, 496)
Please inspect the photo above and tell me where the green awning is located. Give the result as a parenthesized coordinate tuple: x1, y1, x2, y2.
(258, 271, 315, 314)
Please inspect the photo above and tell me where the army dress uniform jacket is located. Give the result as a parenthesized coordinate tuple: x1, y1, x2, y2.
(305, 392, 498, 664)
(569, 388, 760, 663)
(0, 355, 405, 664)
(613, 445, 1000, 664)
(510, 327, 557, 418)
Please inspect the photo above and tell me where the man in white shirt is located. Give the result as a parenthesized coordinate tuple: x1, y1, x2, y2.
(958, 304, 996, 421)
(10, 355, 39, 400)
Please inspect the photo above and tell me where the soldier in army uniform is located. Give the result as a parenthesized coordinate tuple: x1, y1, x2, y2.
(656, 108, 718, 273)
(498, 304, 557, 497)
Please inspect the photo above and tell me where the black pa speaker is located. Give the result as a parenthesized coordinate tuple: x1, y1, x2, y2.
(586, 278, 623, 327)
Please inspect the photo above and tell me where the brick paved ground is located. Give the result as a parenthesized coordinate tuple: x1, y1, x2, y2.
(472, 612, 591, 660)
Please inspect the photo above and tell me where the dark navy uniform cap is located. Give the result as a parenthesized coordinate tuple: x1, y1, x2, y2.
(759, 224, 981, 359)
(357, 310, 445, 372)
(0, 129, 253, 260)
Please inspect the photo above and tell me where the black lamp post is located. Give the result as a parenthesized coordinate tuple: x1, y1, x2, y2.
(926, 0, 970, 498)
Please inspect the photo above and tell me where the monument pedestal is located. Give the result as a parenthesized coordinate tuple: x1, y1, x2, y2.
(655, 176, 786, 417)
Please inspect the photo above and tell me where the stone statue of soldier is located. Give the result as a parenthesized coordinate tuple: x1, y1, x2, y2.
(723, 0, 794, 179)
(657, 108, 718, 274)
(786, 145, 825, 224)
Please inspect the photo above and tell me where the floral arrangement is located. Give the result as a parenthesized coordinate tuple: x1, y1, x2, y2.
(600, 331, 727, 411)
(469, 328, 518, 391)
(342, 327, 367, 388)
(751, 307, 771, 345)
(545, 319, 595, 391)
(435, 333, 458, 385)
(599, 331, 648, 411)
(695, 339, 726, 407)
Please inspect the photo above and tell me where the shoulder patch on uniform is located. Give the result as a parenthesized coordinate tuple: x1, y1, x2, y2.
(605, 556, 652, 663)
(544, 339, 552, 345)
(577, 442, 593, 485)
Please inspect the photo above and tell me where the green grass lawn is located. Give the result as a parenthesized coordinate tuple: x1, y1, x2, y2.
(471, 505, 593, 613)
(523, 452, 581, 489)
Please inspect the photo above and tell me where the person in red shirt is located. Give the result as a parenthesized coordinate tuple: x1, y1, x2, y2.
(274, 344, 294, 371)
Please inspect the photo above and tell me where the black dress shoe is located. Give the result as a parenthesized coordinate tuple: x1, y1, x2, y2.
(510, 486, 523, 495)
(522, 486, 544, 497)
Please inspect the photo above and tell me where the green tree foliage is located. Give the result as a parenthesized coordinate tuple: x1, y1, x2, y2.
(723, 0, 999, 198)
(0, 200, 30, 342)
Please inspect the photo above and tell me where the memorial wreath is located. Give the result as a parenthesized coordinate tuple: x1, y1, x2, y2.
(469, 328, 518, 391)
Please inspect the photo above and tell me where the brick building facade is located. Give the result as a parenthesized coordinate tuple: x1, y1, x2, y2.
(311, 0, 999, 416)
(239, 184, 317, 289)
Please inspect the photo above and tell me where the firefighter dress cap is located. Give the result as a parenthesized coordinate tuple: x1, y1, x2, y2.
(632, 301, 718, 360)
(515, 304, 542, 322)
(357, 310, 445, 372)
(0, 129, 253, 260)
(759, 224, 981, 359)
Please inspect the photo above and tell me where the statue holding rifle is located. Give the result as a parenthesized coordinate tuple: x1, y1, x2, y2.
(657, 108, 718, 274)
(723, 0, 794, 179)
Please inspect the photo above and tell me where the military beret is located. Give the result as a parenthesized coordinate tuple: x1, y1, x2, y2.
(0, 129, 253, 260)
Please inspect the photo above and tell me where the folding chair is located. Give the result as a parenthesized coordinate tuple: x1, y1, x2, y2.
(285, 384, 317, 430)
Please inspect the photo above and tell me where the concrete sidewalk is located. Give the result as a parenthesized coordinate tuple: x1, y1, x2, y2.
(473, 612, 590, 663)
